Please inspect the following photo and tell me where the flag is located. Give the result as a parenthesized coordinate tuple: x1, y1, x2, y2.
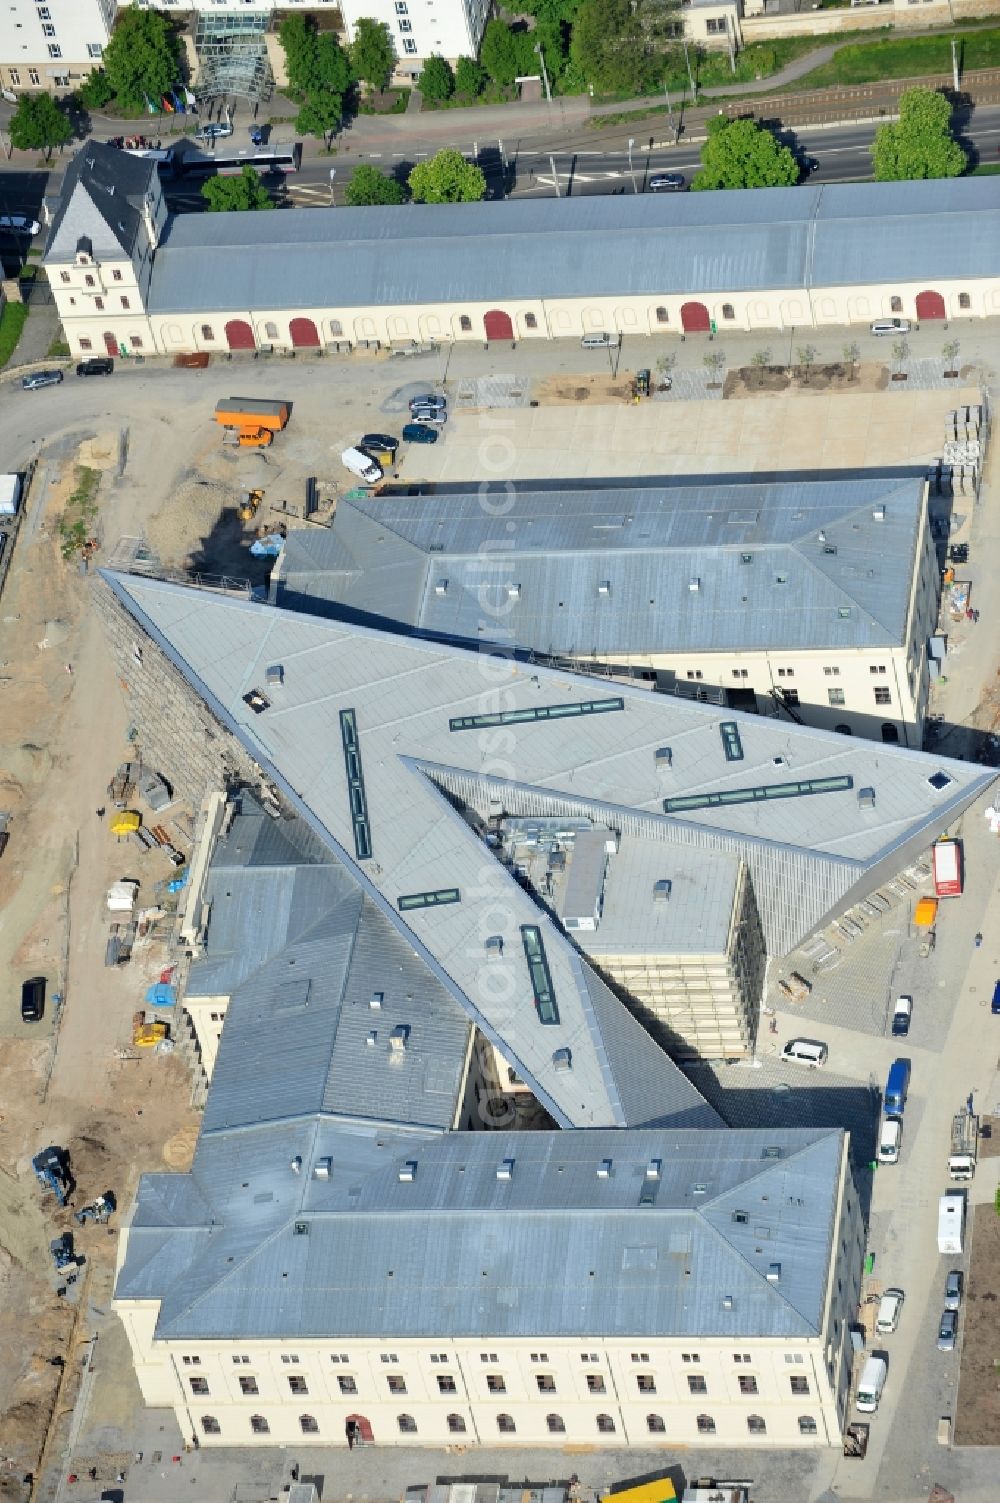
(170, 90, 185, 113)
(143, 93, 157, 114)
(161, 94, 175, 113)
(183, 86, 196, 108)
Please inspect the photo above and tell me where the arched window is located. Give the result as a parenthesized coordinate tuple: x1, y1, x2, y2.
(647, 1413, 665, 1433)
(890, 296, 902, 313)
(655, 306, 668, 324)
(525, 312, 537, 329)
(264, 321, 278, 339)
(881, 723, 899, 744)
(747, 1414, 766, 1434)
(330, 318, 344, 336)
(958, 293, 971, 310)
(201, 1416, 221, 1435)
(397, 1413, 417, 1433)
(201, 324, 214, 341)
(546, 1413, 565, 1433)
(459, 315, 472, 331)
(250, 1414, 269, 1434)
(596, 1413, 615, 1433)
(497, 1413, 516, 1433)
(721, 303, 735, 321)
(447, 1413, 466, 1433)
(697, 1413, 716, 1434)
(300, 1414, 318, 1434)
(799, 1415, 818, 1434)
(834, 723, 851, 735)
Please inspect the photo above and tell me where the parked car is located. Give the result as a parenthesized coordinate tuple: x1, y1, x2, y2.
(877, 1116, 902, 1164)
(21, 976, 45, 1023)
(871, 318, 911, 336)
(780, 1038, 828, 1068)
(0, 214, 40, 236)
(635, 368, 650, 397)
(648, 173, 686, 193)
(22, 369, 63, 390)
(359, 433, 398, 454)
(891, 994, 912, 1036)
(937, 1309, 958, 1352)
(410, 407, 447, 425)
(408, 393, 446, 413)
(944, 1270, 963, 1312)
(195, 122, 233, 142)
(402, 423, 439, 444)
(581, 333, 617, 348)
(76, 357, 114, 377)
(341, 446, 383, 484)
(874, 1287, 905, 1335)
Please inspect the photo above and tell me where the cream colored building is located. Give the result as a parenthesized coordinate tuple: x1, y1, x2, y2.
(275, 475, 940, 749)
(0, 0, 115, 95)
(43, 148, 1000, 359)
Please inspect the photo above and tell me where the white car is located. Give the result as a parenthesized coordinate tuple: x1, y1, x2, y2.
(877, 1116, 902, 1164)
(0, 215, 40, 236)
(341, 446, 382, 484)
(874, 1287, 904, 1335)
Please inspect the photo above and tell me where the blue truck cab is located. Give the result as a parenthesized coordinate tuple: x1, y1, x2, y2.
(885, 1058, 911, 1115)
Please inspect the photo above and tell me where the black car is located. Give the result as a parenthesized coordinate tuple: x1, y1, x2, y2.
(359, 433, 398, 453)
(21, 976, 45, 1023)
(76, 357, 114, 377)
(402, 423, 439, 444)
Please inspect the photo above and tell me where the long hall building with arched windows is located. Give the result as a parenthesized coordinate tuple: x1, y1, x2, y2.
(43, 144, 1000, 359)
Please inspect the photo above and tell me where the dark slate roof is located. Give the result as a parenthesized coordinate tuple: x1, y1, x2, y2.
(45, 141, 158, 262)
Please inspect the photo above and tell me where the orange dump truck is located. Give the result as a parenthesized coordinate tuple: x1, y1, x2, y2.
(215, 397, 290, 447)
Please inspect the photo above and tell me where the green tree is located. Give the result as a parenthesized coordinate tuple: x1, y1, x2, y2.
(278, 14, 321, 93)
(750, 347, 771, 386)
(201, 166, 274, 213)
(570, 0, 666, 95)
(480, 20, 524, 87)
(704, 349, 726, 386)
(796, 344, 818, 384)
(102, 9, 181, 113)
(943, 338, 960, 373)
(420, 54, 455, 103)
(77, 69, 114, 111)
(296, 90, 344, 145)
(455, 56, 487, 97)
(408, 148, 487, 203)
(350, 17, 397, 93)
(871, 87, 967, 181)
(345, 164, 407, 205)
(842, 341, 860, 381)
(8, 94, 72, 159)
(279, 14, 353, 133)
(691, 115, 800, 191)
(891, 338, 910, 372)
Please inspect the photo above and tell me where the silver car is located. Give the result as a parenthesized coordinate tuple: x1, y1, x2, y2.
(944, 1270, 963, 1312)
(937, 1309, 957, 1351)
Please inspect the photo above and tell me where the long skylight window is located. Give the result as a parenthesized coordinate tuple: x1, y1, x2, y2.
(397, 888, 461, 912)
(664, 775, 854, 815)
(340, 709, 372, 861)
(520, 925, 560, 1025)
(449, 697, 624, 732)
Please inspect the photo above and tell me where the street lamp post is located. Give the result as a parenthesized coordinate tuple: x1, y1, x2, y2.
(536, 42, 553, 107)
(329, 168, 336, 206)
(627, 136, 637, 194)
(682, 39, 697, 100)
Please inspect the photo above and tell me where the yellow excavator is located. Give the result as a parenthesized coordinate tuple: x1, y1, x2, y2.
(238, 488, 264, 523)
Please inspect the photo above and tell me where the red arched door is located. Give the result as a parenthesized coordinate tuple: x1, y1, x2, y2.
(915, 290, 945, 320)
(346, 1414, 373, 1446)
(289, 317, 320, 348)
(484, 309, 514, 341)
(225, 319, 255, 350)
(103, 331, 118, 356)
(680, 301, 710, 333)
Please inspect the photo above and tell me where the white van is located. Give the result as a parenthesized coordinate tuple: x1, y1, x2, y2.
(341, 446, 383, 484)
(874, 1288, 904, 1335)
(877, 1116, 902, 1164)
(581, 333, 617, 348)
(870, 318, 911, 336)
(780, 1039, 828, 1068)
(856, 1355, 887, 1412)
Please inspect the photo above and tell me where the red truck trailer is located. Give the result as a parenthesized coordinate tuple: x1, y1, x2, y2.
(932, 839, 963, 898)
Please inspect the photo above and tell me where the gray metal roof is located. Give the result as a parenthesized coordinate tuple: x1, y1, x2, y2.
(574, 835, 739, 956)
(116, 1126, 845, 1341)
(145, 178, 1000, 314)
(102, 569, 993, 1128)
(277, 475, 925, 656)
(45, 142, 158, 263)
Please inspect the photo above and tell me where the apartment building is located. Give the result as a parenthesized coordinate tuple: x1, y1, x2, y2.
(0, 0, 115, 94)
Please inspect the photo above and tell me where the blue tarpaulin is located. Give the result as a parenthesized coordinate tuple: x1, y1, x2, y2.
(145, 983, 177, 1009)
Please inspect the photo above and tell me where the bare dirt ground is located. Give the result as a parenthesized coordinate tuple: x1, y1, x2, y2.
(0, 436, 200, 1491)
(724, 360, 891, 399)
(953, 1204, 1000, 1445)
(534, 372, 637, 405)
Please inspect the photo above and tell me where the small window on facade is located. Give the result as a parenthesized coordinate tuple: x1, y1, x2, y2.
(525, 313, 537, 329)
(338, 1375, 357, 1394)
(596, 1413, 615, 1433)
(747, 1414, 766, 1434)
(201, 1415, 221, 1435)
(959, 292, 970, 310)
(121, 296, 130, 310)
(387, 1375, 406, 1394)
(60, 271, 70, 284)
(487, 1374, 506, 1393)
(403, 38, 417, 53)
(738, 1375, 758, 1395)
(437, 1375, 457, 1394)
(586, 1374, 606, 1394)
(299, 1414, 319, 1434)
(874, 686, 891, 705)
(828, 689, 845, 706)
(79, 338, 92, 351)
(721, 304, 735, 321)
(636, 1374, 656, 1393)
(239, 1376, 258, 1395)
(799, 1415, 818, 1435)
(94, 297, 104, 310)
(201, 325, 214, 340)
(130, 336, 143, 349)
(697, 1414, 716, 1434)
(656, 306, 668, 324)
(397, 1414, 417, 1433)
(536, 1374, 556, 1392)
(250, 1414, 269, 1434)
(330, 319, 344, 336)
(287, 1375, 308, 1395)
(647, 1413, 665, 1433)
(890, 296, 902, 313)
(790, 1375, 809, 1395)
(547, 1413, 565, 1433)
(265, 321, 278, 339)
(447, 1413, 466, 1433)
(112, 269, 122, 282)
(687, 1374, 707, 1394)
(497, 1413, 516, 1433)
(459, 315, 472, 331)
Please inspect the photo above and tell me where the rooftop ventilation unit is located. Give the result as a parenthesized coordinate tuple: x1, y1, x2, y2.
(552, 1047, 572, 1071)
(598, 580, 611, 597)
(722, 1294, 734, 1311)
(398, 1161, 417, 1183)
(817, 530, 827, 543)
(293, 1221, 309, 1236)
(369, 991, 383, 1009)
(242, 688, 270, 714)
(767, 1262, 782, 1283)
(654, 746, 673, 769)
(653, 879, 672, 903)
(365, 1030, 377, 1047)
(645, 1158, 662, 1180)
(313, 1157, 332, 1180)
(507, 583, 521, 599)
(389, 1024, 410, 1053)
(873, 504, 886, 520)
(597, 1158, 613, 1179)
(688, 577, 701, 593)
(434, 579, 448, 596)
(497, 1158, 515, 1181)
(265, 664, 284, 687)
(290, 1155, 302, 1174)
(858, 786, 876, 809)
(484, 935, 504, 958)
